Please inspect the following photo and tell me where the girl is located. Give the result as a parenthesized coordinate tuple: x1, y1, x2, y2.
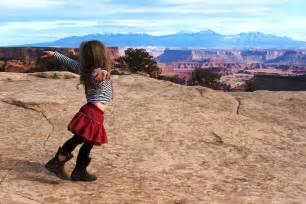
(42, 40, 113, 182)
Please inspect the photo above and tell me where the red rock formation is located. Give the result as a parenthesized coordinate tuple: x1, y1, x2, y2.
(108, 47, 120, 60)
(0, 47, 119, 61)
(0, 47, 120, 72)
(2, 60, 35, 72)
(157, 49, 306, 65)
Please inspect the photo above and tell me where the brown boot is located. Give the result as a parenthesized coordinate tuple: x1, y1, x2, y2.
(71, 157, 97, 182)
(45, 147, 73, 180)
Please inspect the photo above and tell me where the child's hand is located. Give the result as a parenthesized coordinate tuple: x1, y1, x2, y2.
(94, 68, 109, 81)
(41, 51, 55, 59)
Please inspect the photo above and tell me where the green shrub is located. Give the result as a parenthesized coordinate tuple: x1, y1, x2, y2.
(188, 68, 221, 90)
(122, 48, 159, 75)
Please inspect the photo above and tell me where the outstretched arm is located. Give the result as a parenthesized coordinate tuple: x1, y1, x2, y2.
(41, 51, 81, 73)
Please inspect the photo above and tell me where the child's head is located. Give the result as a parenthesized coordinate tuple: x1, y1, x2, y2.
(79, 40, 111, 92)
(79, 40, 110, 72)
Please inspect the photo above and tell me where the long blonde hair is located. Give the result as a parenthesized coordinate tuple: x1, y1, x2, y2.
(79, 40, 111, 93)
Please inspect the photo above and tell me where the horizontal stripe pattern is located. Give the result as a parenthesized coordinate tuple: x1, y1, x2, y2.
(54, 52, 82, 73)
(54, 52, 113, 104)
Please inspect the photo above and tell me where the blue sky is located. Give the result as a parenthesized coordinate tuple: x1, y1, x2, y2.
(0, 0, 305, 46)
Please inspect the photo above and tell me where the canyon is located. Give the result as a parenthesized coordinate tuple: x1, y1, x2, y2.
(157, 49, 306, 65)
(157, 49, 306, 89)
(1, 47, 306, 90)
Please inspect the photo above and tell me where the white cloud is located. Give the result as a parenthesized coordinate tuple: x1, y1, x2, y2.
(0, 0, 63, 8)
(123, 7, 269, 15)
(101, 20, 146, 27)
(0, 0, 304, 45)
(0, 20, 100, 32)
(159, 0, 289, 5)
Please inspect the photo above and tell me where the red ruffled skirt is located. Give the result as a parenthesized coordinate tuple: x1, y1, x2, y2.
(67, 103, 107, 146)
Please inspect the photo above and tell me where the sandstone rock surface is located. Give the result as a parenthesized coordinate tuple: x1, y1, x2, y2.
(0, 72, 306, 203)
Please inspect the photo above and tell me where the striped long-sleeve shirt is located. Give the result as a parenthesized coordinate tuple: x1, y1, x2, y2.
(54, 52, 113, 104)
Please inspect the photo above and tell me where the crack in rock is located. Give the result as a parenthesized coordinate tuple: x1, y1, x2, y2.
(236, 97, 242, 115)
(15, 192, 44, 204)
(0, 99, 54, 153)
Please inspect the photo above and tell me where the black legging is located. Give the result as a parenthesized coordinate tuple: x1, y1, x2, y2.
(61, 135, 93, 163)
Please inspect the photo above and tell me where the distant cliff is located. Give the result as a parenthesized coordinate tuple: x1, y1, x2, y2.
(157, 49, 306, 66)
(156, 50, 193, 63)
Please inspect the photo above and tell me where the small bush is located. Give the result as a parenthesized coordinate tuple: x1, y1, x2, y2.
(188, 68, 221, 90)
(122, 48, 159, 75)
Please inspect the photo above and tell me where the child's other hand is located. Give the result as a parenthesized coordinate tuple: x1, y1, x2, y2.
(41, 51, 55, 59)
(94, 68, 109, 81)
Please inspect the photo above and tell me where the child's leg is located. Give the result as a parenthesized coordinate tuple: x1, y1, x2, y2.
(53, 135, 84, 161)
(76, 142, 94, 162)
(61, 134, 84, 156)
(71, 142, 96, 181)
